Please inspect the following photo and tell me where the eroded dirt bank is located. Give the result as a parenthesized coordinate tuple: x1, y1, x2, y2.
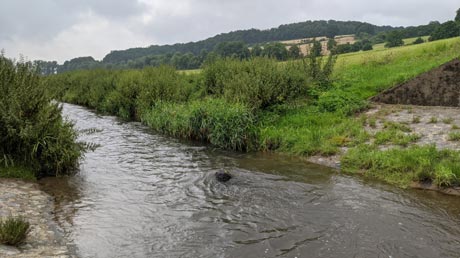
(372, 58, 460, 106)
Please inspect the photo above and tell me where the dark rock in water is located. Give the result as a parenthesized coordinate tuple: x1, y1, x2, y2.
(215, 170, 232, 182)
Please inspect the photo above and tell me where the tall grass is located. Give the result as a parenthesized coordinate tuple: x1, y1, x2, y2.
(143, 99, 257, 151)
(0, 56, 82, 178)
(342, 145, 460, 187)
(0, 217, 30, 246)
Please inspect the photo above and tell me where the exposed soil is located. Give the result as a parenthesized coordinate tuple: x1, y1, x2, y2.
(372, 58, 460, 106)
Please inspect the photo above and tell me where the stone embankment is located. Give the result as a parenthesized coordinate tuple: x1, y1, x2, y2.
(0, 180, 74, 258)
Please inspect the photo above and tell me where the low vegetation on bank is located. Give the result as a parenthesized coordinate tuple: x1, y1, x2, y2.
(47, 37, 460, 189)
(0, 217, 30, 246)
(342, 145, 460, 188)
(0, 55, 83, 179)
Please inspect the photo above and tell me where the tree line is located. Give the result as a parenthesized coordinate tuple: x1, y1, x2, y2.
(34, 11, 460, 74)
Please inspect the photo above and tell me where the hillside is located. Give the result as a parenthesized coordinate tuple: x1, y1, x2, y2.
(37, 18, 456, 75)
(102, 20, 393, 64)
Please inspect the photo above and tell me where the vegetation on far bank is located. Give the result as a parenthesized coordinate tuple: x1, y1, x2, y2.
(46, 36, 460, 188)
(0, 55, 83, 179)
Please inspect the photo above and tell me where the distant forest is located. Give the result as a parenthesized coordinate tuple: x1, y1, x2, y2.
(35, 16, 460, 74)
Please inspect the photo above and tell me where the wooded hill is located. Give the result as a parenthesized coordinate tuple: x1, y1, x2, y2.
(35, 16, 460, 74)
(102, 20, 394, 63)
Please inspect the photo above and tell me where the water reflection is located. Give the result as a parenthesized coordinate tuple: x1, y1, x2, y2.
(39, 103, 460, 258)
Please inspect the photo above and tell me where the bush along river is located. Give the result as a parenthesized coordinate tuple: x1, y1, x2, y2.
(38, 103, 460, 258)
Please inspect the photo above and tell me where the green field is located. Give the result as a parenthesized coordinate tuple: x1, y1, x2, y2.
(47, 37, 460, 188)
(372, 36, 430, 50)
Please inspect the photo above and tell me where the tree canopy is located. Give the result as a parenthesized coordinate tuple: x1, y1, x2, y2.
(385, 31, 404, 48)
(429, 21, 459, 41)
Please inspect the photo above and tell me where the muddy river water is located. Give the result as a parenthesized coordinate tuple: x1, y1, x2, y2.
(39, 103, 460, 258)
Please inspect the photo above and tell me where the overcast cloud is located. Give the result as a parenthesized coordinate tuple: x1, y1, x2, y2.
(0, 0, 458, 63)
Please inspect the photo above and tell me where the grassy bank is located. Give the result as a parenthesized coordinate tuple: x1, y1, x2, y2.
(342, 145, 460, 188)
(0, 55, 83, 179)
(47, 37, 460, 188)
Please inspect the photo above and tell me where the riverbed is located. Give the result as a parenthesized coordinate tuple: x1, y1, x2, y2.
(38, 103, 460, 258)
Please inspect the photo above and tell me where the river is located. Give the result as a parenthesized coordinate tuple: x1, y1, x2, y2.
(39, 103, 460, 258)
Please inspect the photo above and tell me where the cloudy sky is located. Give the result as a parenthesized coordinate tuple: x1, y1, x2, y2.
(1, 0, 458, 63)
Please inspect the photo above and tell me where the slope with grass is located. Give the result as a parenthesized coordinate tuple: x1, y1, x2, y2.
(260, 37, 460, 156)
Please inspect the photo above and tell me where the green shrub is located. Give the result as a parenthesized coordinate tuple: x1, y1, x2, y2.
(413, 37, 425, 45)
(202, 57, 307, 109)
(102, 70, 143, 119)
(317, 90, 368, 115)
(0, 56, 83, 177)
(202, 56, 335, 110)
(52, 66, 197, 120)
(0, 217, 30, 246)
(136, 66, 193, 115)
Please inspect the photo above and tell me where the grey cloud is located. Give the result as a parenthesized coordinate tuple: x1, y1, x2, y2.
(0, 0, 458, 62)
(0, 0, 146, 41)
(76, 0, 147, 19)
(139, 0, 458, 45)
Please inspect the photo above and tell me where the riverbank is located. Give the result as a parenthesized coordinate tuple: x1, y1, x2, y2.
(45, 37, 460, 193)
(0, 179, 73, 258)
(289, 102, 460, 196)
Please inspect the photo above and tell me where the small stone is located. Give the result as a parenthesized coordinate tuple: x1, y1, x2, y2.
(0, 244, 21, 255)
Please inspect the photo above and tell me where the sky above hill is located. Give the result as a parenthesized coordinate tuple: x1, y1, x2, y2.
(0, 0, 458, 63)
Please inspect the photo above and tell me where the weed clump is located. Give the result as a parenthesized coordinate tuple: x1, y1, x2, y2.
(448, 132, 460, 141)
(428, 117, 438, 123)
(0, 217, 30, 246)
